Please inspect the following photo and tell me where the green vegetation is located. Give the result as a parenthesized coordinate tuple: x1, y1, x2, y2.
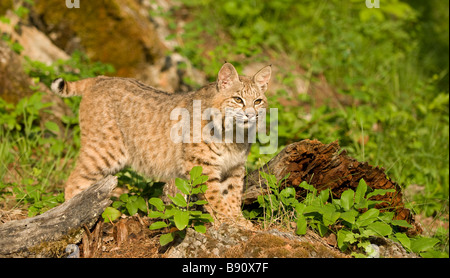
(0, 0, 447, 257)
(148, 166, 213, 246)
(0, 50, 114, 215)
(245, 172, 446, 257)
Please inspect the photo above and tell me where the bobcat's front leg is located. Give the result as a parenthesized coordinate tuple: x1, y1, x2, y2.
(203, 164, 251, 228)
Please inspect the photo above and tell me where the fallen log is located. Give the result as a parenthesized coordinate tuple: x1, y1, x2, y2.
(0, 175, 117, 258)
(243, 139, 422, 236)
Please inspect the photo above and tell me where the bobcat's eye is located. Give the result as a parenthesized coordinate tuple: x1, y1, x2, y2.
(233, 97, 243, 104)
(254, 99, 262, 105)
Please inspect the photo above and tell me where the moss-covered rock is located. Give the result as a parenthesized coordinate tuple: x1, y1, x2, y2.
(0, 40, 34, 103)
(32, 0, 167, 77)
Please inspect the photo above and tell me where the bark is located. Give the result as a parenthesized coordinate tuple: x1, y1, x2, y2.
(0, 176, 117, 258)
(243, 139, 422, 235)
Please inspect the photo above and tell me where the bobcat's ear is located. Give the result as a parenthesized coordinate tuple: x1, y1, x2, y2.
(217, 63, 240, 91)
(253, 65, 272, 93)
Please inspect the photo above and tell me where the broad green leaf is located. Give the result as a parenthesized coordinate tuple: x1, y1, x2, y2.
(149, 197, 165, 212)
(296, 215, 307, 235)
(280, 187, 296, 199)
(175, 178, 190, 195)
(192, 183, 208, 194)
(394, 233, 411, 251)
(159, 232, 174, 246)
(135, 196, 148, 213)
(112, 200, 124, 209)
(193, 200, 208, 206)
(174, 210, 190, 230)
(367, 221, 392, 236)
(148, 210, 164, 218)
(337, 229, 352, 251)
(126, 201, 138, 216)
(200, 213, 214, 223)
(341, 189, 355, 211)
(119, 193, 129, 202)
(391, 219, 413, 228)
(355, 179, 368, 204)
(193, 223, 207, 233)
(322, 211, 341, 226)
(170, 193, 187, 207)
(189, 210, 203, 216)
(45, 121, 60, 134)
(102, 207, 121, 223)
(163, 206, 177, 218)
(366, 189, 395, 199)
(192, 175, 208, 187)
(189, 166, 203, 180)
(298, 181, 315, 192)
(340, 209, 358, 224)
(354, 198, 368, 210)
(410, 237, 440, 253)
(149, 221, 168, 230)
(319, 189, 330, 204)
(295, 203, 306, 215)
(316, 222, 328, 237)
(356, 208, 379, 227)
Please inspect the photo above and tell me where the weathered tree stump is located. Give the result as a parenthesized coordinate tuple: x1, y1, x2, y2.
(243, 139, 422, 235)
(0, 176, 117, 258)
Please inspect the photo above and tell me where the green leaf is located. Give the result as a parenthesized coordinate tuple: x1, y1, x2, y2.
(367, 221, 392, 236)
(192, 175, 208, 187)
(126, 201, 138, 216)
(355, 179, 368, 204)
(102, 207, 121, 223)
(192, 183, 208, 194)
(340, 209, 358, 224)
(148, 210, 164, 218)
(394, 233, 411, 251)
(149, 221, 168, 230)
(44, 121, 60, 134)
(149, 197, 165, 212)
(318, 189, 330, 204)
(354, 198, 368, 210)
(410, 237, 440, 253)
(391, 219, 413, 228)
(135, 196, 148, 213)
(193, 200, 208, 206)
(296, 215, 307, 235)
(337, 229, 352, 251)
(170, 193, 187, 207)
(200, 213, 214, 223)
(189, 166, 203, 180)
(356, 208, 379, 227)
(119, 193, 129, 202)
(295, 203, 306, 215)
(175, 178, 190, 195)
(340, 189, 355, 211)
(193, 223, 207, 233)
(366, 189, 395, 199)
(159, 232, 174, 246)
(174, 210, 190, 230)
(298, 181, 315, 192)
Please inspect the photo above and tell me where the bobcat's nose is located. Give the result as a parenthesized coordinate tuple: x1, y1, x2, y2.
(244, 108, 257, 122)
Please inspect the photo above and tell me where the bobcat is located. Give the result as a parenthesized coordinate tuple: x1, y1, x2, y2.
(51, 62, 271, 226)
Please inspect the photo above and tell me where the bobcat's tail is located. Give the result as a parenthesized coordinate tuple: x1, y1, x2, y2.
(51, 77, 95, 97)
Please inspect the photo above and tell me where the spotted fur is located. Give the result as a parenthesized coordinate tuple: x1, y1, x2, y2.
(52, 63, 271, 226)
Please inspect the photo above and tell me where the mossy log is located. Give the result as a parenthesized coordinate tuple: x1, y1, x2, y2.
(0, 176, 117, 258)
(243, 139, 422, 236)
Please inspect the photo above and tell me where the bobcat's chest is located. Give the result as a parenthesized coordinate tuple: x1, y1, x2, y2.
(217, 145, 248, 174)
